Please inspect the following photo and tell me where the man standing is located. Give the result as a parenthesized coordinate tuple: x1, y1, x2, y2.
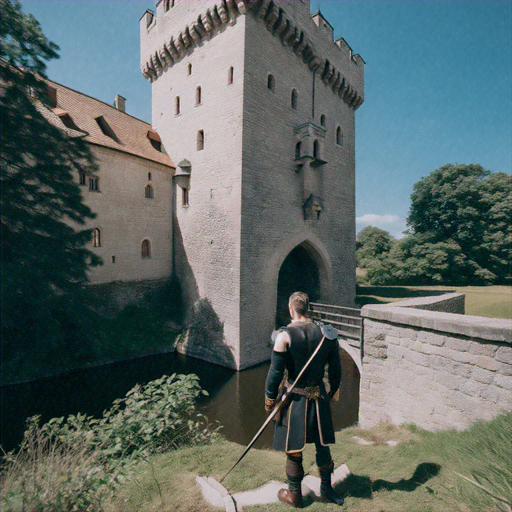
(265, 291, 344, 508)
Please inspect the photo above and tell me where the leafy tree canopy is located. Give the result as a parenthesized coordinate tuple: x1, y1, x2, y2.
(358, 164, 511, 286)
(1, 0, 101, 371)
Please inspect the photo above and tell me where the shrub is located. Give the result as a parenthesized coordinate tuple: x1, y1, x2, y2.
(1, 374, 220, 511)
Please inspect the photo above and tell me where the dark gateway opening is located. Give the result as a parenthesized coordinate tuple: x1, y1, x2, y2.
(276, 244, 321, 327)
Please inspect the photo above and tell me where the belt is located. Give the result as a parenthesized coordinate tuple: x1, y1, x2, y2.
(286, 382, 321, 400)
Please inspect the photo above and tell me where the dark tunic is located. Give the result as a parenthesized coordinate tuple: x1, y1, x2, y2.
(266, 321, 342, 454)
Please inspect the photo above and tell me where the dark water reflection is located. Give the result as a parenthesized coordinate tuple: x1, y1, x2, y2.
(1, 351, 359, 453)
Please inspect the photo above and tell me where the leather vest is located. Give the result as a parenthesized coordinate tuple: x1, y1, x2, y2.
(286, 321, 327, 388)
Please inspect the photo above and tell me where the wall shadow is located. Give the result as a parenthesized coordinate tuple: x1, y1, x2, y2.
(173, 220, 236, 369)
(357, 285, 454, 299)
(333, 462, 441, 500)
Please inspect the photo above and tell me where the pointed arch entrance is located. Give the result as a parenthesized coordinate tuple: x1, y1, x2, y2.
(275, 240, 329, 326)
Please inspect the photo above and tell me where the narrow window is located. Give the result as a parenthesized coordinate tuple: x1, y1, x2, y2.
(295, 141, 301, 159)
(313, 139, 320, 159)
(163, 0, 170, 12)
(141, 239, 151, 258)
(228, 66, 234, 84)
(112, 255, 116, 263)
(267, 74, 275, 91)
(148, 172, 152, 181)
(291, 89, 298, 110)
(188, 63, 192, 75)
(89, 177, 99, 191)
(182, 187, 189, 206)
(145, 184, 154, 198)
(93, 228, 101, 247)
(196, 86, 202, 105)
(79, 171, 86, 185)
(197, 130, 204, 151)
(336, 126, 343, 146)
(320, 114, 326, 127)
(175, 96, 180, 115)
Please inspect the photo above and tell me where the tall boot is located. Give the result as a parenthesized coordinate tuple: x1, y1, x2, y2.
(318, 460, 344, 506)
(278, 455, 304, 508)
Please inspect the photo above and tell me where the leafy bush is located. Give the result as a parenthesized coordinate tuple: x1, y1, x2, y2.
(1, 374, 221, 511)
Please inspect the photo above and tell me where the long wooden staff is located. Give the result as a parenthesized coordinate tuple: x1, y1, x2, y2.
(219, 336, 326, 484)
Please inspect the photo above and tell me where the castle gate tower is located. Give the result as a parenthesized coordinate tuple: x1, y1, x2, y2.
(140, 0, 364, 370)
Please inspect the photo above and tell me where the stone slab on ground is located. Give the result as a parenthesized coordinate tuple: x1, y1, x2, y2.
(197, 464, 351, 511)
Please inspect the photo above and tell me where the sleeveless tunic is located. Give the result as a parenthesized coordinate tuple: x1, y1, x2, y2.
(270, 321, 342, 453)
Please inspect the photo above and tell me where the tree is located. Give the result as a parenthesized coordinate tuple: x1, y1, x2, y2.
(1, 0, 101, 375)
(407, 164, 511, 283)
(356, 226, 395, 267)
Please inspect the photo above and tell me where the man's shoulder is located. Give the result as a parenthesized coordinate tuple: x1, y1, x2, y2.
(271, 326, 289, 343)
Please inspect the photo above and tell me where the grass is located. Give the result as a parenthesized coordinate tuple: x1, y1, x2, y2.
(356, 284, 511, 319)
(106, 413, 511, 512)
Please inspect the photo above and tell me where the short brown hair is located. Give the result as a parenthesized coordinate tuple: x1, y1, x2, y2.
(289, 291, 309, 316)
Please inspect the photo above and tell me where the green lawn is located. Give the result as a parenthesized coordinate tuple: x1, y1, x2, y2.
(356, 285, 511, 319)
(107, 413, 511, 512)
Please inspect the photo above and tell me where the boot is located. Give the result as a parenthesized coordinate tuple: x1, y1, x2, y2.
(319, 461, 344, 506)
(278, 456, 304, 508)
(278, 479, 302, 508)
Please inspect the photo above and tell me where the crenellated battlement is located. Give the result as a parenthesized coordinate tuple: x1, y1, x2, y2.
(140, 0, 364, 109)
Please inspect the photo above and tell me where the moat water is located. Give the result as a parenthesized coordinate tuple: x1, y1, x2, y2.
(0, 351, 359, 453)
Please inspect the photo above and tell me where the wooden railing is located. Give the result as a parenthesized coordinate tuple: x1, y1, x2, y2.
(309, 302, 363, 353)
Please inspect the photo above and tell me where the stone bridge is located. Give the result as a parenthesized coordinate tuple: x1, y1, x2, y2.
(312, 293, 511, 431)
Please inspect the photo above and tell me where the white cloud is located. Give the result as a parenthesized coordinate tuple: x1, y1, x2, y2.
(356, 214, 401, 226)
(356, 214, 407, 239)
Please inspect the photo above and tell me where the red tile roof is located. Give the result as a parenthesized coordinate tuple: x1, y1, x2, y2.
(46, 79, 174, 169)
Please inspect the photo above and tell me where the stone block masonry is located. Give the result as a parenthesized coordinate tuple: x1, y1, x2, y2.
(360, 293, 511, 430)
(140, 1, 364, 369)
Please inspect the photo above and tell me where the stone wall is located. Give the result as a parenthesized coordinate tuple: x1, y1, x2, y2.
(360, 293, 511, 430)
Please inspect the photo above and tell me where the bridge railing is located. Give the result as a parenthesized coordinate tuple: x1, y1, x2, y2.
(309, 302, 363, 354)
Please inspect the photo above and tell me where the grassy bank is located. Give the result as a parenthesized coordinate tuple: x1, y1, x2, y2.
(356, 284, 511, 319)
(107, 413, 511, 512)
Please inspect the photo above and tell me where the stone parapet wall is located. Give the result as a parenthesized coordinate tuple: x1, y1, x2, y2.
(360, 293, 511, 430)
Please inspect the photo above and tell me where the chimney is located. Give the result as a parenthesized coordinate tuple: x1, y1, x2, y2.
(114, 94, 126, 112)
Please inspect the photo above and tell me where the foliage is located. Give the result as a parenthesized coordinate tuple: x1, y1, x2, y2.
(358, 164, 511, 285)
(1, 374, 220, 512)
(356, 226, 395, 268)
(407, 164, 511, 284)
(1, 416, 126, 512)
(1, 1, 102, 375)
(47, 373, 220, 459)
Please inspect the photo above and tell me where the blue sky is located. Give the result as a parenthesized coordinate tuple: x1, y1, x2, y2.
(20, 0, 512, 238)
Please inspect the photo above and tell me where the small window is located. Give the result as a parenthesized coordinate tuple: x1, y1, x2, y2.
(295, 141, 301, 159)
(182, 187, 189, 206)
(313, 139, 320, 159)
(336, 126, 343, 146)
(175, 96, 180, 115)
(95, 116, 117, 141)
(112, 255, 116, 264)
(145, 184, 154, 198)
(197, 130, 204, 151)
(89, 177, 100, 191)
(93, 228, 101, 247)
(188, 63, 192, 75)
(267, 74, 275, 91)
(163, 0, 170, 11)
(196, 86, 202, 105)
(148, 172, 152, 181)
(228, 66, 234, 84)
(291, 89, 298, 110)
(79, 171, 87, 185)
(141, 239, 151, 258)
(320, 114, 326, 127)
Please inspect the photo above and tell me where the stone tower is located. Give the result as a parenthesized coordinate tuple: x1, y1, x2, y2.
(140, 0, 364, 370)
